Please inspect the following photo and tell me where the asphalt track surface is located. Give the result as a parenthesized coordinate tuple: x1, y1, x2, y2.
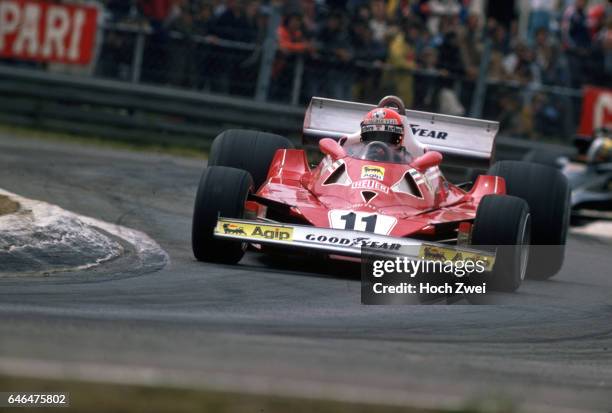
(0, 135, 611, 412)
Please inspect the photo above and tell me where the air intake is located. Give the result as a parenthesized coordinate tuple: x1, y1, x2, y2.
(323, 164, 351, 186)
(392, 172, 423, 198)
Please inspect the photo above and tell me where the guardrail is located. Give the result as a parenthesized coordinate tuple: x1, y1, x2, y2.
(0, 64, 575, 166)
(0, 64, 304, 149)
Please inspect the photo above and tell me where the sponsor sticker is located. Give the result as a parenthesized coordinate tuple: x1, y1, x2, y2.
(216, 220, 293, 241)
(304, 233, 401, 251)
(409, 124, 448, 140)
(418, 244, 495, 271)
(0, 0, 100, 65)
(351, 180, 390, 194)
(361, 165, 385, 181)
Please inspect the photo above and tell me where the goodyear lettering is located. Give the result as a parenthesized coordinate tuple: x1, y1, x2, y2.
(305, 234, 401, 250)
(409, 124, 448, 140)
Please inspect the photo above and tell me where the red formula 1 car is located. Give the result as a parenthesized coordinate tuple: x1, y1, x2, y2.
(192, 96, 570, 291)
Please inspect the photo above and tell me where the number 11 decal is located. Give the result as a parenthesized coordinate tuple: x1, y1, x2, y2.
(340, 212, 377, 232)
(330, 210, 397, 235)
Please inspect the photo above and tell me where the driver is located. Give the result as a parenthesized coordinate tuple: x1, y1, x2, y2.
(351, 108, 409, 162)
(338, 104, 426, 162)
(587, 129, 612, 164)
(360, 108, 405, 148)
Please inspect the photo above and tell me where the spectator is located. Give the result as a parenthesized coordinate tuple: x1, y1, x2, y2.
(419, 46, 440, 73)
(314, 11, 354, 99)
(488, 49, 508, 81)
(210, 0, 256, 42)
(533, 27, 565, 85)
(503, 42, 538, 85)
(369, 0, 391, 43)
(351, 19, 386, 101)
(587, 3, 606, 39)
(414, 47, 443, 111)
(562, 0, 591, 48)
(435, 28, 467, 115)
(437, 31, 466, 76)
(562, 0, 591, 87)
(166, 2, 194, 88)
(138, 0, 173, 84)
(490, 19, 511, 54)
(277, 13, 313, 54)
(527, 0, 558, 44)
(192, 3, 216, 90)
(382, 19, 418, 108)
(457, 13, 482, 80)
(411, 0, 432, 23)
(301, 0, 321, 37)
(272, 13, 314, 101)
(96, 0, 138, 80)
(208, 0, 259, 94)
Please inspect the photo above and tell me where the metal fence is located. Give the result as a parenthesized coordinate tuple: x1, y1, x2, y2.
(59, 15, 587, 144)
(0, 8, 594, 145)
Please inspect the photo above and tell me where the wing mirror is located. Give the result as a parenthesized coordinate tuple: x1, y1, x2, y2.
(412, 151, 443, 170)
(319, 138, 346, 160)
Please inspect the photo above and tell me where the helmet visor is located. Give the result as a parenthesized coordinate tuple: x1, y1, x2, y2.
(361, 124, 403, 145)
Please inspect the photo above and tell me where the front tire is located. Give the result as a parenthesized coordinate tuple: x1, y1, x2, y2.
(192, 166, 252, 264)
(488, 161, 570, 279)
(471, 195, 531, 292)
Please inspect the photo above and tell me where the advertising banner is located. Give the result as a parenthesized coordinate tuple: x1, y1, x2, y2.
(0, 0, 99, 65)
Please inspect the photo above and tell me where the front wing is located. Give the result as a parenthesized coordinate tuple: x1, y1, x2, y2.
(215, 218, 495, 268)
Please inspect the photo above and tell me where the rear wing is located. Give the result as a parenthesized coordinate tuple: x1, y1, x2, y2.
(303, 97, 499, 170)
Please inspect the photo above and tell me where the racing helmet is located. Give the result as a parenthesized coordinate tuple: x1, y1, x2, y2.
(360, 108, 404, 147)
(586, 136, 612, 164)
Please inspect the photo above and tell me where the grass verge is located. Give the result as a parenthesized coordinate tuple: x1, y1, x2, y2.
(0, 375, 437, 413)
(0, 124, 208, 159)
(0, 375, 520, 413)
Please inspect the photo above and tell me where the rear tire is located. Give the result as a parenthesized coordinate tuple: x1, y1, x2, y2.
(208, 129, 294, 189)
(192, 166, 253, 264)
(522, 149, 563, 169)
(471, 195, 531, 292)
(488, 161, 570, 279)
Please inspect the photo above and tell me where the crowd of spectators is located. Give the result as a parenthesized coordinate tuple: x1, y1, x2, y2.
(96, 0, 611, 138)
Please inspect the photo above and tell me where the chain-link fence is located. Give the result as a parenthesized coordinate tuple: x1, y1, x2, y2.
(2, 2, 609, 144)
